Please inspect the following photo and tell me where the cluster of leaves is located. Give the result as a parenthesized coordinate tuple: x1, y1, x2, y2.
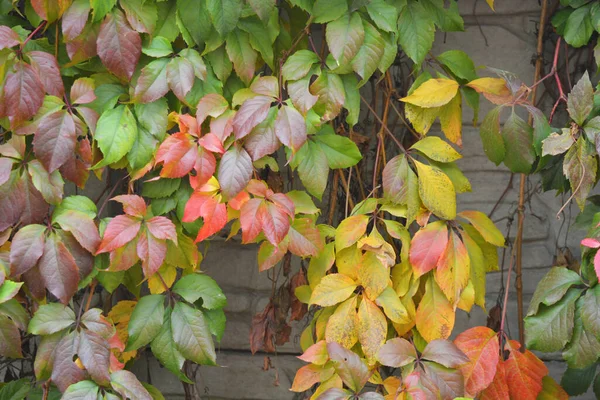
(0, 0, 582, 399)
(552, 0, 600, 50)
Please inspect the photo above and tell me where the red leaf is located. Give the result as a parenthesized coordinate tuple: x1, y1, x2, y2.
(39, 234, 80, 304)
(51, 332, 86, 392)
(167, 57, 195, 101)
(0, 171, 26, 231)
(232, 96, 273, 139)
(112, 195, 147, 217)
(198, 133, 225, 154)
(259, 201, 292, 246)
(97, 215, 142, 254)
(480, 359, 510, 400)
(19, 170, 49, 226)
(246, 179, 269, 197)
(70, 78, 96, 104)
(33, 110, 77, 173)
(257, 240, 288, 272)
(209, 109, 235, 142)
(274, 105, 307, 152)
(240, 198, 263, 243)
(62, 0, 90, 41)
(4, 62, 44, 127)
(0, 26, 20, 50)
(454, 326, 500, 397)
(178, 114, 200, 136)
(0, 158, 12, 187)
(136, 228, 166, 277)
(228, 190, 250, 210)
(60, 231, 94, 278)
(59, 137, 92, 188)
(218, 145, 253, 199)
(97, 10, 141, 80)
(191, 147, 216, 188)
(268, 192, 295, 217)
(409, 221, 449, 277)
(10, 224, 46, 276)
(196, 93, 229, 125)
(66, 25, 98, 63)
(78, 330, 111, 386)
(182, 193, 227, 242)
(287, 217, 323, 257)
(582, 238, 600, 248)
(27, 51, 64, 98)
(146, 216, 177, 243)
(155, 133, 197, 178)
(244, 110, 281, 161)
(132, 58, 169, 103)
(504, 340, 548, 400)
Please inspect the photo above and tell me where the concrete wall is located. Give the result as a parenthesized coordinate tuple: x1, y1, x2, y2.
(131, 1, 596, 398)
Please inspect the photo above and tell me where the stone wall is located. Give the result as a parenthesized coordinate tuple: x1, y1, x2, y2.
(131, 1, 596, 398)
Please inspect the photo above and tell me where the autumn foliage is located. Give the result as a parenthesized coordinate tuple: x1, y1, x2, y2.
(0, 0, 598, 399)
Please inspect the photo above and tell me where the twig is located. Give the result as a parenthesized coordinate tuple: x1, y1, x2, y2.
(360, 96, 407, 153)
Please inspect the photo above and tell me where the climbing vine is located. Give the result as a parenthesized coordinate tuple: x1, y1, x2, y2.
(0, 0, 597, 399)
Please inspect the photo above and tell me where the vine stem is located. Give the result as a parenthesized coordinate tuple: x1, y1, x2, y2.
(359, 95, 407, 154)
(21, 21, 47, 50)
(513, 0, 549, 352)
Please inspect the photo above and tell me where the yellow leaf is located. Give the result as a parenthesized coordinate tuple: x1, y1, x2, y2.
(358, 252, 390, 300)
(434, 230, 470, 304)
(315, 307, 336, 340)
(308, 243, 336, 289)
(300, 324, 315, 351)
(457, 280, 475, 312)
(148, 264, 177, 294)
(376, 287, 410, 324)
(401, 78, 460, 108)
(415, 276, 455, 342)
(410, 136, 462, 163)
(357, 229, 396, 268)
(357, 297, 387, 364)
(458, 210, 505, 247)
(467, 77, 509, 96)
(310, 273, 357, 306)
(486, 0, 494, 11)
(392, 296, 416, 337)
(414, 160, 456, 220)
(462, 232, 486, 310)
(325, 295, 359, 349)
(439, 93, 462, 145)
(404, 103, 439, 134)
(335, 215, 369, 251)
(383, 376, 402, 399)
(391, 260, 413, 297)
(310, 375, 343, 400)
(336, 244, 362, 281)
(107, 300, 138, 364)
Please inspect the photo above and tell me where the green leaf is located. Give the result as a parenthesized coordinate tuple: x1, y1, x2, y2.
(0, 379, 31, 400)
(351, 20, 384, 85)
(341, 74, 360, 126)
(142, 37, 173, 58)
(287, 190, 320, 215)
(203, 308, 226, 342)
(150, 307, 193, 383)
(501, 110, 534, 173)
(563, 137, 597, 210)
(238, 17, 276, 69)
(410, 136, 461, 163)
(414, 160, 456, 220)
(563, 296, 600, 368)
(247, 0, 275, 21)
(0, 299, 30, 330)
(176, 0, 212, 46)
(226, 29, 258, 85)
(120, 0, 157, 34)
(314, 133, 362, 169)
(0, 280, 23, 304)
(563, 4, 593, 48)
(567, 71, 593, 126)
(561, 364, 596, 397)
(295, 140, 329, 200)
(62, 381, 99, 400)
(527, 267, 582, 316)
(91, 0, 117, 22)
(171, 302, 216, 365)
(313, 0, 348, 23)
(207, 0, 242, 36)
(0, 314, 22, 358)
(142, 178, 181, 198)
(28, 303, 75, 335)
(126, 294, 165, 351)
(366, 0, 398, 32)
(581, 284, 600, 339)
(421, 0, 463, 32)
(326, 13, 365, 64)
(93, 105, 138, 168)
(154, 1, 180, 41)
(172, 274, 227, 309)
(479, 106, 505, 165)
(282, 50, 319, 82)
(437, 50, 477, 81)
(398, 1, 435, 65)
(524, 288, 582, 352)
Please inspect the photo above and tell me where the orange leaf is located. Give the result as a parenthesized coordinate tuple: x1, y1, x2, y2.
(454, 326, 500, 397)
(435, 229, 470, 304)
(504, 340, 548, 400)
(480, 358, 509, 400)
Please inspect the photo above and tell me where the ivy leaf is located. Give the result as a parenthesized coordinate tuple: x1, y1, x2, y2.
(351, 21, 384, 84)
(414, 160, 456, 220)
(125, 295, 164, 351)
(401, 78, 459, 108)
(581, 284, 600, 339)
(309, 273, 357, 307)
(132, 58, 170, 103)
(398, 1, 435, 65)
(504, 340, 548, 400)
(282, 50, 319, 82)
(206, 0, 241, 36)
(239, 196, 294, 245)
(567, 71, 593, 126)
(314, 133, 362, 169)
(564, 137, 597, 210)
(39, 233, 80, 304)
(357, 298, 387, 364)
(27, 160, 64, 205)
(501, 111, 534, 174)
(78, 330, 111, 386)
(172, 273, 227, 309)
(245, 107, 280, 161)
(96, 215, 142, 254)
(274, 105, 307, 152)
(62, 0, 91, 41)
(151, 307, 192, 383)
(27, 51, 65, 98)
(4, 62, 45, 127)
(454, 326, 499, 397)
(10, 224, 46, 276)
(167, 57, 195, 102)
(524, 288, 582, 352)
(33, 110, 77, 173)
(327, 342, 370, 392)
(226, 29, 258, 85)
(183, 193, 227, 242)
(28, 303, 76, 335)
(416, 276, 455, 342)
(97, 9, 142, 81)
(409, 220, 448, 277)
(410, 136, 462, 163)
(437, 50, 477, 81)
(233, 96, 273, 139)
(366, 0, 398, 32)
(287, 218, 323, 257)
(51, 332, 86, 392)
(326, 12, 364, 64)
(218, 145, 253, 199)
(171, 302, 216, 365)
(325, 295, 359, 349)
